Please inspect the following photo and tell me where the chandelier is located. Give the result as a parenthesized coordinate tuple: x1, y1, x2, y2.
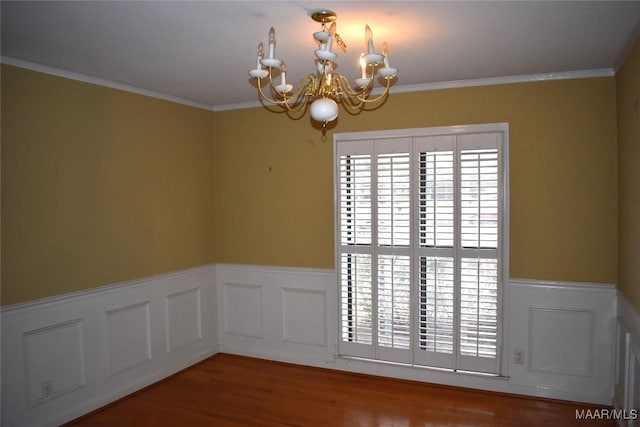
(248, 9, 398, 134)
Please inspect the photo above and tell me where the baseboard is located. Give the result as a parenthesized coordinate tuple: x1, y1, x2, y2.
(1, 265, 218, 427)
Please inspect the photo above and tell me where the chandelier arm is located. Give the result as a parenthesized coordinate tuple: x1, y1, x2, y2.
(281, 88, 314, 114)
(334, 73, 369, 99)
(340, 75, 392, 105)
(256, 74, 316, 110)
(265, 67, 295, 104)
(279, 75, 319, 114)
(300, 73, 321, 98)
(334, 75, 368, 110)
(256, 79, 294, 106)
(354, 78, 393, 104)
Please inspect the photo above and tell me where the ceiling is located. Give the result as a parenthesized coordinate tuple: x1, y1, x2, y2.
(2, 1, 640, 110)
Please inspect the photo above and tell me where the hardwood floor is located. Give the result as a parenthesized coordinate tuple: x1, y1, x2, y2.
(66, 353, 614, 427)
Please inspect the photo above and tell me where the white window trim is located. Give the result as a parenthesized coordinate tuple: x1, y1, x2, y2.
(333, 123, 510, 375)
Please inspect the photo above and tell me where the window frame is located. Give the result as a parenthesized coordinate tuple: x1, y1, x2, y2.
(333, 123, 510, 375)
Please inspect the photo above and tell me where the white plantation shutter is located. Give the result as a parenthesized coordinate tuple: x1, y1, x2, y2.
(414, 136, 456, 368)
(457, 134, 500, 373)
(338, 141, 375, 358)
(376, 142, 412, 363)
(336, 126, 505, 375)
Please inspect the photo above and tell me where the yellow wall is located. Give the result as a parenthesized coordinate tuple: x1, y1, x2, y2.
(1, 64, 619, 306)
(214, 78, 618, 284)
(1, 65, 216, 305)
(617, 35, 640, 310)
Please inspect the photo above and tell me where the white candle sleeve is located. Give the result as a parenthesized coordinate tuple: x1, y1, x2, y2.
(268, 27, 276, 59)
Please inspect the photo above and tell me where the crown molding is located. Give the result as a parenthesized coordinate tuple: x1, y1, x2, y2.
(384, 68, 614, 96)
(214, 68, 614, 111)
(212, 99, 264, 112)
(2, 56, 614, 113)
(1, 56, 215, 111)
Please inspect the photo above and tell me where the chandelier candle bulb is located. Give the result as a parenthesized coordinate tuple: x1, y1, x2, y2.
(268, 27, 276, 59)
(248, 42, 268, 78)
(383, 42, 390, 68)
(256, 43, 264, 70)
(365, 25, 374, 54)
(328, 22, 336, 52)
(360, 53, 367, 79)
(275, 64, 293, 94)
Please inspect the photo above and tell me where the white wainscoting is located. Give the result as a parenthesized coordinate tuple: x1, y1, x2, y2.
(216, 264, 617, 405)
(614, 291, 640, 426)
(215, 264, 337, 365)
(507, 279, 616, 405)
(1, 265, 217, 427)
(2, 263, 622, 426)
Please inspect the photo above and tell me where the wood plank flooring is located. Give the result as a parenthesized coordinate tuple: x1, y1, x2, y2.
(66, 353, 614, 426)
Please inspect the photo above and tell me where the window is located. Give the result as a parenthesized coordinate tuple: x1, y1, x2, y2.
(335, 124, 508, 375)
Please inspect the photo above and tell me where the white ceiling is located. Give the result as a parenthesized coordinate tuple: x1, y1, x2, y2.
(2, 1, 640, 110)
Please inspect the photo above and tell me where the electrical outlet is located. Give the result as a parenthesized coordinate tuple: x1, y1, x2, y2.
(514, 349, 525, 365)
(42, 380, 53, 398)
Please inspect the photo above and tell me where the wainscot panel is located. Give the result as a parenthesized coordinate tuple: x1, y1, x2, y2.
(507, 279, 616, 405)
(215, 264, 337, 365)
(1, 265, 218, 427)
(614, 291, 640, 426)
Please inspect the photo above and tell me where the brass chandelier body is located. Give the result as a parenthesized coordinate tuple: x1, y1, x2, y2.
(248, 9, 398, 133)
